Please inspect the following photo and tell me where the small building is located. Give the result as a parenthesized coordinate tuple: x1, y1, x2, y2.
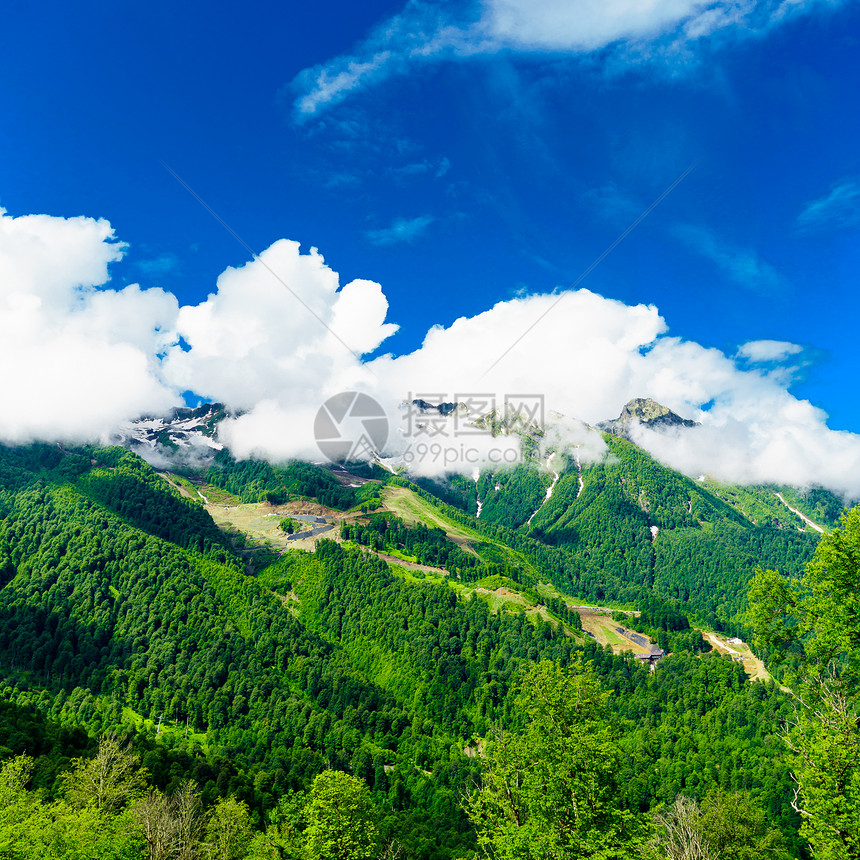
(634, 649, 664, 670)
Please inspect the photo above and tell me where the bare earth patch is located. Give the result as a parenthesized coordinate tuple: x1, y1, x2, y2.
(204, 498, 341, 557)
(575, 608, 655, 656)
(700, 630, 775, 683)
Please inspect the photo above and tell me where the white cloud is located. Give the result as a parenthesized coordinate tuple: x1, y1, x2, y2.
(0, 209, 126, 308)
(4, 201, 860, 497)
(134, 252, 180, 277)
(632, 400, 860, 500)
(368, 289, 668, 425)
(290, 2, 474, 120)
(483, 0, 715, 52)
(294, 52, 395, 118)
(354, 290, 857, 494)
(162, 240, 397, 410)
(0, 207, 179, 443)
(217, 400, 324, 464)
(796, 178, 860, 233)
(737, 339, 803, 363)
(366, 215, 435, 246)
(290, 0, 843, 118)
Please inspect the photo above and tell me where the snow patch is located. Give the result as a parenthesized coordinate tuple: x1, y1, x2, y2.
(527, 453, 561, 526)
(574, 450, 584, 500)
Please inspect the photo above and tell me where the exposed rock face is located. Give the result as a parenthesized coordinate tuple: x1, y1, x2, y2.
(410, 399, 460, 416)
(599, 398, 698, 439)
(111, 402, 229, 466)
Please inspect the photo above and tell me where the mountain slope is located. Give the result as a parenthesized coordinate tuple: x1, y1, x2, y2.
(416, 433, 818, 632)
(0, 441, 817, 855)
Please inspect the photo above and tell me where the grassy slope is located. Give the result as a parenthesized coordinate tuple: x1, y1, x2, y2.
(381, 485, 542, 579)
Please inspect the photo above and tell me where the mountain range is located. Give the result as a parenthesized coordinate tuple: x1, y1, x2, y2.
(0, 395, 851, 858)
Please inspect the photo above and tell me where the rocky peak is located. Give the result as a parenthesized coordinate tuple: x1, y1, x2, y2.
(111, 402, 230, 466)
(600, 398, 697, 439)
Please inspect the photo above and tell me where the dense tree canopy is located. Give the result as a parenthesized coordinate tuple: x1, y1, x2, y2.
(466, 659, 644, 859)
(0, 440, 836, 858)
(749, 507, 860, 859)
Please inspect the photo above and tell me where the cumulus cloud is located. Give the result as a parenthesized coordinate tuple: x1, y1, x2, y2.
(632, 402, 860, 500)
(290, 0, 843, 118)
(0, 207, 179, 443)
(217, 400, 325, 464)
(4, 201, 860, 497)
(796, 177, 860, 233)
(368, 289, 668, 424)
(161, 240, 397, 409)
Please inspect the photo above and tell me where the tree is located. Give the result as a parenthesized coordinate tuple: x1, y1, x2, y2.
(643, 795, 712, 860)
(749, 506, 860, 859)
(641, 792, 788, 860)
(0, 755, 47, 858)
(699, 791, 789, 860)
(303, 770, 380, 860)
(137, 790, 178, 860)
(0, 753, 142, 860)
(60, 733, 149, 814)
(464, 659, 644, 859)
(206, 796, 253, 860)
(174, 780, 207, 860)
(249, 791, 307, 860)
(135, 780, 206, 860)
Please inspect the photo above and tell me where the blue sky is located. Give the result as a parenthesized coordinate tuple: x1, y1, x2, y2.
(2, 0, 860, 487)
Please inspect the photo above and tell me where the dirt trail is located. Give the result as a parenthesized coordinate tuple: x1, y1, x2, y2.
(158, 473, 197, 501)
(700, 630, 776, 684)
(375, 553, 449, 575)
(774, 492, 824, 534)
(703, 631, 739, 655)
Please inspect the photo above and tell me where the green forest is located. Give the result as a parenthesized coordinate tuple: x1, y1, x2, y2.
(0, 439, 857, 858)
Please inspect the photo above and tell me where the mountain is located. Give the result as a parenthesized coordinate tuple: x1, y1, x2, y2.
(105, 395, 843, 636)
(598, 397, 699, 439)
(0, 440, 810, 855)
(113, 396, 834, 633)
(0, 399, 846, 857)
(417, 432, 818, 633)
(115, 397, 841, 533)
(110, 402, 229, 466)
(409, 398, 460, 417)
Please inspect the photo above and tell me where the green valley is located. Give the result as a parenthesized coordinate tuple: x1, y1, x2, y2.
(0, 434, 856, 859)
